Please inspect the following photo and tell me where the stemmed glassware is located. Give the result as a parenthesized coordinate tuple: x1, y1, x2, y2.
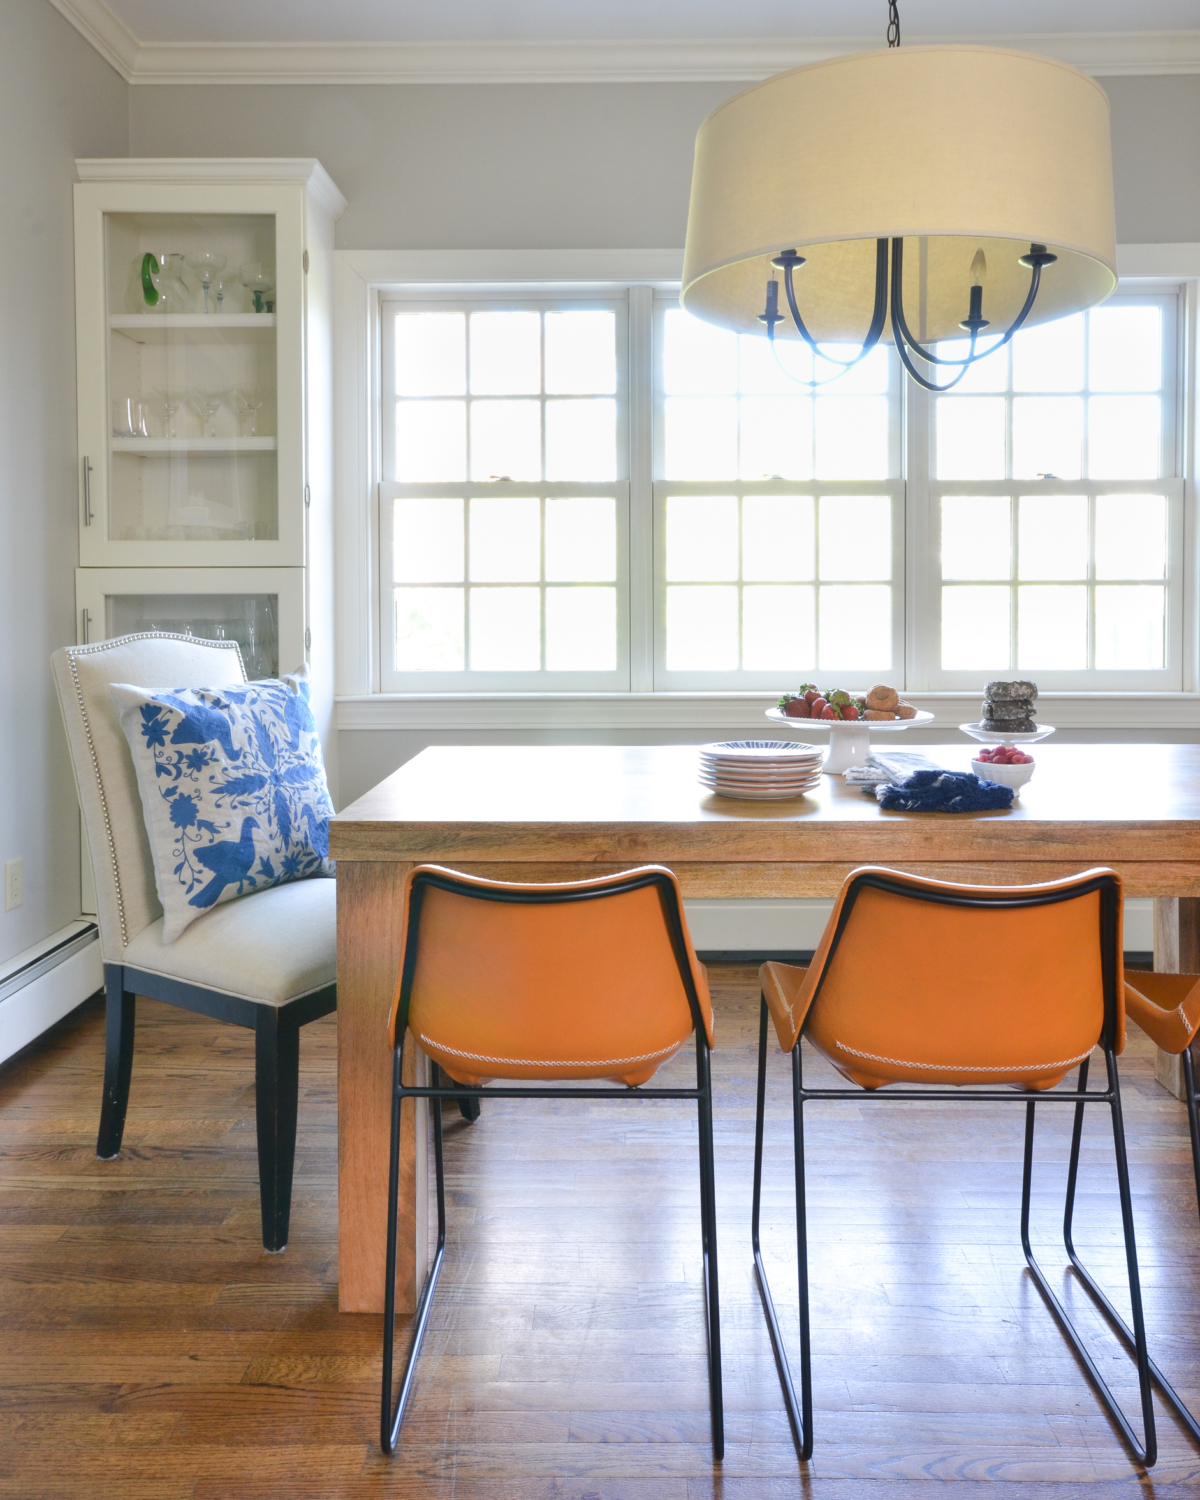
(187, 387, 227, 439)
(186, 251, 228, 314)
(150, 387, 184, 439)
(231, 385, 266, 437)
(239, 263, 275, 314)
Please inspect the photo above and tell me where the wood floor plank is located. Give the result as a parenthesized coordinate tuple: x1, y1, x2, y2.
(3, 971, 1200, 1493)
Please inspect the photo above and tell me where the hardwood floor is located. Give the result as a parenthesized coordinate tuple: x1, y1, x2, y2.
(2, 964, 1200, 1498)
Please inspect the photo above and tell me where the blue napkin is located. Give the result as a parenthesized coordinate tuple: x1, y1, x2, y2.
(876, 769, 1014, 812)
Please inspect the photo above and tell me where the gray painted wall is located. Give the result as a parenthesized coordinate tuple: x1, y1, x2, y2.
(0, 0, 126, 964)
(129, 74, 1200, 249)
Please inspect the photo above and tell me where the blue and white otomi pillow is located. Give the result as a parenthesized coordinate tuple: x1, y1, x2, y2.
(111, 668, 335, 943)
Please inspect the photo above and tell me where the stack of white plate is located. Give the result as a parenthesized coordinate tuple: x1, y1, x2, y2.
(698, 740, 825, 800)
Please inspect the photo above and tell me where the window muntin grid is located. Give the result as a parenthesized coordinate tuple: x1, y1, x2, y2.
(380, 298, 628, 690)
(927, 290, 1181, 690)
(375, 284, 1186, 696)
(653, 297, 903, 687)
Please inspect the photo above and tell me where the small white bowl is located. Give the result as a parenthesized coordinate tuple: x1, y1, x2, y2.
(972, 756, 1035, 791)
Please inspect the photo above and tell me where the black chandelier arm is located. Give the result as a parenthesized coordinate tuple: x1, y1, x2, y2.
(889, 236, 1045, 368)
(892, 318, 977, 391)
(780, 238, 889, 368)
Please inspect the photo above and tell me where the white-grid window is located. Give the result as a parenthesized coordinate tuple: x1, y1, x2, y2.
(653, 301, 903, 689)
(922, 292, 1183, 690)
(377, 282, 1186, 695)
(380, 299, 629, 690)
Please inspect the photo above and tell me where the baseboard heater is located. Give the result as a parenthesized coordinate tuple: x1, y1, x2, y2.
(0, 922, 102, 1068)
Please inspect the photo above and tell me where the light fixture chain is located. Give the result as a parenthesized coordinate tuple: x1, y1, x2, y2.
(887, 0, 900, 47)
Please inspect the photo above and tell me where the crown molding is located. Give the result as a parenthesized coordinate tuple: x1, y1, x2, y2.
(76, 156, 349, 216)
(44, 0, 138, 80)
(40, 10, 1200, 86)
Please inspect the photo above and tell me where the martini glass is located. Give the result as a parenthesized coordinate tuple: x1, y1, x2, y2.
(150, 387, 183, 439)
(231, 385, 266, 437)
(239, 263, 272, 314)
(186, 251, 227, 314)
(187, 387, 226, 439)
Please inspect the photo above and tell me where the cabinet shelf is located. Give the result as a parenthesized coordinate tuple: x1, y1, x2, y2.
(112, 437, 278, 454)
(110, 314, 276, 345)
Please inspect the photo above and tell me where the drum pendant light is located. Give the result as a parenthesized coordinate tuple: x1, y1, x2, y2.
(680, 3, 1117, 390)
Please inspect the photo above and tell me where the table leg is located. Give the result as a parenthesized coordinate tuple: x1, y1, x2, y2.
(337, 860, 425, 1313)
(1152, 897, 1200, 1101)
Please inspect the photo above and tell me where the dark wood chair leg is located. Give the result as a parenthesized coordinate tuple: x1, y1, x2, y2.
(458, 1096, 481, 1123)
(255, 1008, 300, 1253)
(96, 963, 136, 1159)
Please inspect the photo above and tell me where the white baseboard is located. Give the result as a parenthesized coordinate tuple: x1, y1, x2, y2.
(0, 924, 102, 1067)
(685, 896, 1155, 956)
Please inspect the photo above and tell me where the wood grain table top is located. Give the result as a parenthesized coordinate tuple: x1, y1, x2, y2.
(329, 742, 1200, 865)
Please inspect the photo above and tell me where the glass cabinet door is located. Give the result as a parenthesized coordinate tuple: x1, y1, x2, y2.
(76, 568, 305, 683)
(106, 592, 280, 680)
(75, 183, 305, 568)
(107, 213, 278, 545)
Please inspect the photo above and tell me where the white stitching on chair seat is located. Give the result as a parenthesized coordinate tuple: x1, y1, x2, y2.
(418, 1035, 682, 1070)
(831, 1040, 1094, 1074)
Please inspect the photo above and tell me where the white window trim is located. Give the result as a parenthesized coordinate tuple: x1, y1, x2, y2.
(334, 244, 1200, 733)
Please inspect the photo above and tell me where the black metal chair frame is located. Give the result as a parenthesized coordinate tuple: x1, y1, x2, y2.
(750, 869, 1158, 1468)
(381, 868, 723, 1458)
(99, 961, 336, 1252)
(1052, 1043, 1200, 1447)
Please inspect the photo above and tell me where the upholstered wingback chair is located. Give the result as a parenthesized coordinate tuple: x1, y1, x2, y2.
(52, 633, 336, 1251)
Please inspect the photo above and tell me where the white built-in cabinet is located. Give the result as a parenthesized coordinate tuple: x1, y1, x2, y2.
(72, 160, 346, 911)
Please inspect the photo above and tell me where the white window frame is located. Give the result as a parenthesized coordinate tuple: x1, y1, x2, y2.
(908, 285, 1186, 693)
(333, 248, 1200, 734)
(378, 290, 631, 692)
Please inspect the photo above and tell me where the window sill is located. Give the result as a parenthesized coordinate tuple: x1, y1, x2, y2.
(337, 690, 1200, 733)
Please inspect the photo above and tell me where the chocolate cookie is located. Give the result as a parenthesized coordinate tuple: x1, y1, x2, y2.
(986, 679, 1038, 702)
(981, 717, 1036, 733)
(982, 698, 1035, 721)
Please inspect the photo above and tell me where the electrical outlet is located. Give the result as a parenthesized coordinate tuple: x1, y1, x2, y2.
(4, 858, 22, 911)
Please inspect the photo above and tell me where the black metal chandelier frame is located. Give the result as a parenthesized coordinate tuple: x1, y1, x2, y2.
(758, 236, 1058, 392)
(755, 0, 1059, 393)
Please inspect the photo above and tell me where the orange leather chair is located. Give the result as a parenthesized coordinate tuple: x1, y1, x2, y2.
(753, 865, 1156, 1468)
(380, 864, 723, 1457)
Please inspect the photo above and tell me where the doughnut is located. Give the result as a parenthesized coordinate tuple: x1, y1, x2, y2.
(865, 684, 900, 711)
(864, 709, 897, 720)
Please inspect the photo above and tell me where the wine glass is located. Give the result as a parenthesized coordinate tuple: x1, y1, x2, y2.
(149, 387, 183, 439)
(231, 385, 266, 437)
(239, 263, 273, 314)
(187, 387, 226, 439)
(211, 275, 233, 314)
(186, 251, 227, 314)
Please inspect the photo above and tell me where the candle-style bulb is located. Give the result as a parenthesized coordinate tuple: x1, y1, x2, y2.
(970, 248, 987, 288)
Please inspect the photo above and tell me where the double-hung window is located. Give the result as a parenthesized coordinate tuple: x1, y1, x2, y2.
(377, 281, 1186, 696)
(923, 291, 1182, 690)
(380, 298, 629, 690)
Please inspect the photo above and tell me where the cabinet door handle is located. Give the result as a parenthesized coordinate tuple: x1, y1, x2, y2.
(81, 608, 91, 644)
(82, 457, 94, 526)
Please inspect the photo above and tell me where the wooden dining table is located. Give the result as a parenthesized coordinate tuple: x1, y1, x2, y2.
(329, 740, 1200, 1313)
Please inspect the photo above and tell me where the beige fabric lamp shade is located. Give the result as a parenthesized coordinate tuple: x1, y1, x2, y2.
(682, 46, 1117, 344)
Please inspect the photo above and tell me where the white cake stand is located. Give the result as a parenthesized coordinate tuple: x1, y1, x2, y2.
(960, 721, 1056, 747)
(765, 706, 935, 774)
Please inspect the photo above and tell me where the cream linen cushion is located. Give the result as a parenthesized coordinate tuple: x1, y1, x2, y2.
(121, 876, 336, 1006)
(51, 636, 247, 964)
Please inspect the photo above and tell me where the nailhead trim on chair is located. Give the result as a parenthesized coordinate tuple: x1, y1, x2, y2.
(65, 632, 245, 952)
(831, 1040, 1095, 1075)
(418, 1034, 683, 1070)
